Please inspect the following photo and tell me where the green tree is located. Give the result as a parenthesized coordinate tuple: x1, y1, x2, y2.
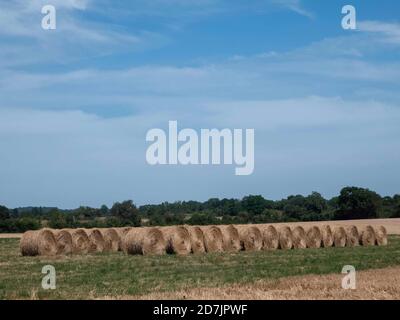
(110, 200, 141, 226)
(15, 217, 40, 232)
(100, 205, 109, 216)
(335, 187, 381, 220)
(241, 195, 266, 215)
(0, 205, 10, 220)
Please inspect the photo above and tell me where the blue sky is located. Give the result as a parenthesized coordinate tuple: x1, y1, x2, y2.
(1, 0, 400, 208)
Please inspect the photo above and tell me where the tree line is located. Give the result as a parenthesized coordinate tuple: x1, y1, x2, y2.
(1, 186, 399, 233)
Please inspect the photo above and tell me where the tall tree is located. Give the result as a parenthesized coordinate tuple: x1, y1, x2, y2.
(110, 200, 140, 226)
(335, 187, 381, 220)
(0, 205, 9, 220)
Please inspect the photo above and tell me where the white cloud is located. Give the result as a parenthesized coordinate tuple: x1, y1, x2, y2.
(1, 95, 400, 208)
(358, 21, 400, 44)
(271, 0, 313, 18)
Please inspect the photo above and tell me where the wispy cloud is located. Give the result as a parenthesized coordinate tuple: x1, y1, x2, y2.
(271, 0, 313, 18)
(358, 20, 400, 44)
(0, 0, 167, 67)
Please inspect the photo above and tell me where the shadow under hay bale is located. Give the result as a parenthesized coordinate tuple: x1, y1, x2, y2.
(20, 229, 57, 256)
(261, 225, 279, 250)
(278, 226, 293, 250)
(201, 226, 224, 253)
(345, 226, 360, 247)
(220, 225, 241, 252)
(306, 226, 322, 249)
(292, 226, 307, 249)
(333, 226, 347, 248)
(321, 225, 334, 248)
(123, 227, 166, 255)
(162, 226, 191, 255)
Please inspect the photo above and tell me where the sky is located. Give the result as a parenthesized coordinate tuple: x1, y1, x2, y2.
(1, 0, 400, 208)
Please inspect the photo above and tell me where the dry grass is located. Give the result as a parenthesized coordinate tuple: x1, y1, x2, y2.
(125, 266, 400, 300)
(0, 233, 23, 239)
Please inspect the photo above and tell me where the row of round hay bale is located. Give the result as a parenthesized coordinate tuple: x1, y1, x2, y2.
(162, 226, 192, 255)
(201, 226, 224, 253)
(345, 226, 360, 247)
(123, 227, 166, 255)
(115, 227, 132, 251)
(375, 226, 388, 246)
(100, 228, 120, 252)
(292, 226, 307, 249)
(187, 226, 206, 254)
(69, 228, 90, 254)
(85, 228, 105, 253)
(360, 226, 375, 246)
(321, 225, 334, 247)
(238, 225, 263, 251)
(306, 226, 322, 248)
(219, 225, 241, 252)
(261, 225, 279, 250)
(278, 226, 293, 249)
(20, 229, 58, 256)
(54, 229, 73, 255)
(333, 226, 347, 247)
(21, 224, 388, 256)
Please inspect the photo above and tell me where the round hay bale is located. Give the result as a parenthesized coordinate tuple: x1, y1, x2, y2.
(261, 225, 279, 250)
(345, 226, 360, 247)
(292, 226, 307, 249)
(320, 225, 334, 248)
(220, 225, 241, 252)
(186, 226, 206, 254)
(123, 227, 166, 255)
(20, 229, 57, 256)
(375, 226, 388, 246)
(360, 226, 376, 246)
(100, 228, 120, 252)
(85, 228, 106, 253)
(201, 226, 224, 253)
(54, 229, 73, 255)
(333, 226, 347, 247)
(278, 226, 293, 250)
(162, 226, 191, 255)
(69, 229, 90, 254)
(306, 226, 322, 249)
(115, 227, 133, 251)
(237, 225, 263, 251)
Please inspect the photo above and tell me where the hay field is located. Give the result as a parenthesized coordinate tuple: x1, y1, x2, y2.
(129, 266, 400, 300)
(1, 234, 400, 299)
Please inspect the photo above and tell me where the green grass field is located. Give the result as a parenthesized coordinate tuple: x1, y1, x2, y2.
(1, 236, 400, 299)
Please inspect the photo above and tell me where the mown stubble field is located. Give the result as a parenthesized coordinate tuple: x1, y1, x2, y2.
(1, 234, 400, 299)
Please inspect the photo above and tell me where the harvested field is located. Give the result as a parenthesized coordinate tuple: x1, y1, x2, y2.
(1, 235, 400, 299)
(128, 266, 400, 300)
